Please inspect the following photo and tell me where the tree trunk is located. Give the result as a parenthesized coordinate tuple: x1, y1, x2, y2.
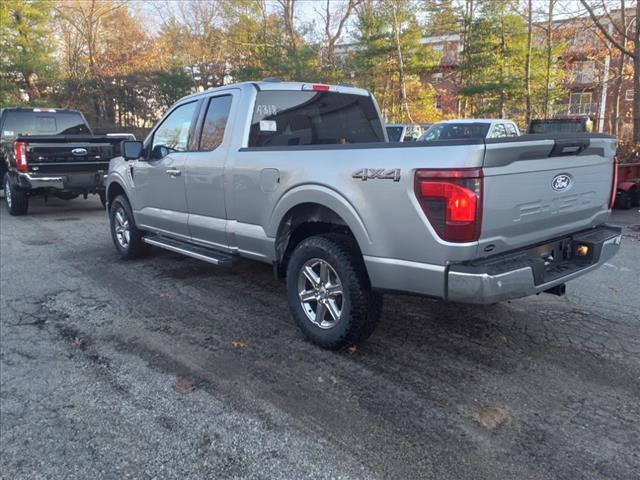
(633, 0, 640, 143)
(611, 50, 624, 135)
(524, 0, 533, 124)
(499, 3, 506, 118)
(392, 3, 412, 123)
(543, 0, 555, 118)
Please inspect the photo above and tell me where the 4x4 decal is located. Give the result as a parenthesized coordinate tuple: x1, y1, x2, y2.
(352, 168, 401, 182)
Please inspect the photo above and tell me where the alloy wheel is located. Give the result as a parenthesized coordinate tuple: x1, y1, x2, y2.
(114, 207, 131, 249)
(297, 258, 344, 329)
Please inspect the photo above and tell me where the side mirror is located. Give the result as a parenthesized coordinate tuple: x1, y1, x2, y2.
(121, 140, 143, 160)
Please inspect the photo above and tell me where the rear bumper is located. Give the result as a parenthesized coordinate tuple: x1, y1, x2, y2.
(16, 172, 107, 191)
(447, 225, 622, 304)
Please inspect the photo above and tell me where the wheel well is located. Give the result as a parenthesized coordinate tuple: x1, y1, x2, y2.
(106, 182, 126, 207)
(274, 203, 360, 279)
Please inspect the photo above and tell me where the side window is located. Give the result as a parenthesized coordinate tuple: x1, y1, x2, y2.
(150, 102, 197, 159)
(505, 123, 518, 137)
(491, 124, 507, 138)
(199, 95, 232, 151)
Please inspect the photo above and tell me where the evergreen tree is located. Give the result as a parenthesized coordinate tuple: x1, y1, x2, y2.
(0, 0, 57, 105)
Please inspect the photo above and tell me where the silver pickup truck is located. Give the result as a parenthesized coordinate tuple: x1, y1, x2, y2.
(105, 80, 621, 349)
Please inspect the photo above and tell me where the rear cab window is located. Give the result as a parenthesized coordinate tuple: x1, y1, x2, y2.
(1, 111, 91, 139)
(248, 90, 385, 147)
(386, 126, 404, 142)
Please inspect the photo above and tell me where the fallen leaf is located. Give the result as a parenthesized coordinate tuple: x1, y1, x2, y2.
(609, 287, 620, 293)
(174, 376, 198, 394)
(472, 407, 512, 429)
(71, 337, 83, 349)
(159, 293, 169, 299)
(231, 340, 248, 349)
(347, 345, 357, 355)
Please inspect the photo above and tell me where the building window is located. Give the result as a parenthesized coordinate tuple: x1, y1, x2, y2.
(568, 92, 593, 115)
(573, 61, 596, 84)
(625, 89, 634, 101)
(431, 43, 444, 52)
(431, 73, 443, 84)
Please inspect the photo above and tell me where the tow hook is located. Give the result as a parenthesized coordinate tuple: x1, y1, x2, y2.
(544, 284, 566, 296)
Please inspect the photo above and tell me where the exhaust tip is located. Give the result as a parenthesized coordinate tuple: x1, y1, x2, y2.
(544, 284, 566, 297)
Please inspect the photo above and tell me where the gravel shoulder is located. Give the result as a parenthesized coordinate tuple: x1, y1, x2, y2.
(1, 197, 639, 480)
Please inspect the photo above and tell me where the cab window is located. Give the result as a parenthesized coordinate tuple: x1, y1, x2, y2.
(150, 102, 197, 159)
(199, 95, 232, 151)
(491, 124, 507, 138)
(505, 123, 518, 137)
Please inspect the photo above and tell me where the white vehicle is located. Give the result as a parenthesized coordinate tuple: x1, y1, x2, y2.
(419, 119, 521, 141)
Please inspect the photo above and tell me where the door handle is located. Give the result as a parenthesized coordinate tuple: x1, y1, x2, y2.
(166, 168, 181, 177)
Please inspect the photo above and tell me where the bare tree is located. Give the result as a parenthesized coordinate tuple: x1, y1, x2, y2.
(579, 0, 639, 142)
(391, 2, 412, 122)
(317, 0, 362, 68)
(525, 0, 533, 124)
(542, 0, 557, 118)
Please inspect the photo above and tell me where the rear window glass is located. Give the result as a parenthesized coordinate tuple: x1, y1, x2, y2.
(1, 111, 91, 138)
(421, 122, 490, 141)
(529, 120, 591, 133)
(386, 126, 403, 142)
(248, 91, 384, 147)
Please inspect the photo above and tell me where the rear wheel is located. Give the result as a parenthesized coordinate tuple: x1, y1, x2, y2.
(4, 173, 28, 216)
(286, 234, 382, 349)
(109, 195, 149, 259)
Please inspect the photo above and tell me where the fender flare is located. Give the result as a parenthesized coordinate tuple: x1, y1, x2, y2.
(268, 184, 372, 254)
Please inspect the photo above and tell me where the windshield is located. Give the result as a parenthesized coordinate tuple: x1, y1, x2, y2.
(420, 122, 490, 141)
(386, 126, 404, 142)
(0, 111, 91, 138)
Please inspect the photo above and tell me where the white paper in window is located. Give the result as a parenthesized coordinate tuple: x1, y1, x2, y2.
(260, 120, 277, 132)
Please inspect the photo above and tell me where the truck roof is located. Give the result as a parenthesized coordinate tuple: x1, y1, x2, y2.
(180, 80, 371, 103)
(1, 107, 81, 113)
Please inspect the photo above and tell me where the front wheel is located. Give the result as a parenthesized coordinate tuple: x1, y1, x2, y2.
(109, 195, 150, 259)
(3, 173, 28, 216)
(286, 234, 382, 349)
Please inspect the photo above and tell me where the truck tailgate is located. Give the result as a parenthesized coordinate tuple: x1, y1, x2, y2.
(479, 135, 616, 256)
(22, 135, 120, 174)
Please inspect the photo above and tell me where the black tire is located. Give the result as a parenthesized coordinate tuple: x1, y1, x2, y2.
(55, 192, 79, 200)
(109, 194, 150, 259)
(617, 191, 632, 210)
(3, 173, 28, 216)
(631, 189, 640, 208)
(98, 191, 107, 209)
(286, 234, 382, 350)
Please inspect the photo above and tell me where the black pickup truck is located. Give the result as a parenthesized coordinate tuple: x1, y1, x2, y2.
(1, 107, 133, 215)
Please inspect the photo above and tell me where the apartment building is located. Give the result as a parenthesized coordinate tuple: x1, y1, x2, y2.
(422, 13, 635, 137)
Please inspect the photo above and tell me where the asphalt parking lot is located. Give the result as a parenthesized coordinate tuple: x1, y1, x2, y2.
(1, 196, 639, 480)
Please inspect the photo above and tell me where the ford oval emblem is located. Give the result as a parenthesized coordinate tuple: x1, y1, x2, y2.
(72, 148, 88, 156)
(551, 173, 572, 192)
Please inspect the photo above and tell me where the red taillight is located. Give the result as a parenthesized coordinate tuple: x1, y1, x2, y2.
(13, 141, 28, 172)
(415, 168, 483, 243)
(609, 155, 618, 209)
